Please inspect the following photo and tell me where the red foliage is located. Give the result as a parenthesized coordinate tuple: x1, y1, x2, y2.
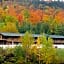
(17, 14, 23, 23)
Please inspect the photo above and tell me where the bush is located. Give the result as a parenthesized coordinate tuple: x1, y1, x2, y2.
(56, 48, 64, 63)
(0, 33, 64, 64)
(39, 34, 58, 64)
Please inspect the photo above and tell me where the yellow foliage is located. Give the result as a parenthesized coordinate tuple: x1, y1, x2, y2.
(0, 7, 6, 17)
(42, 14, 50, 22)
(0, 25, 6, 32)
(5, 22, 18, 33)
(37, 37, 41, 45)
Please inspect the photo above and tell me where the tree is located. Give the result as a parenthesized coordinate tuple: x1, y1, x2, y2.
(54, 24, 64, 36)
(29, 9, 42, 24)
(5, 22, 18, 33)
(40, 34, 57, 64)
(8, 5, 17, 17)
(22, 32, 34, 63)
(55, 10, 64, 23)
(17, 21, 32, 33)
(23, 9, 30, 21)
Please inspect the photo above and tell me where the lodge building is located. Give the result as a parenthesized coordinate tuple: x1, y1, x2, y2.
(0, 33, 23, 45)
(0, 33, 64, 45)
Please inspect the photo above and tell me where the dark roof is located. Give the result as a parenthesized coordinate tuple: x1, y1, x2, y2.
(0, 33, 64, 39)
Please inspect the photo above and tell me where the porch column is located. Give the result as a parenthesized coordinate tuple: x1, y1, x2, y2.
(12, 40, 14, 45)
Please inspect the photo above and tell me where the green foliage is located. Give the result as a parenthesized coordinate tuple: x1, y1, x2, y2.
(40, 22, 51, 34)
(40, 34, 57, 64)
(5, 15, 18, 23)
(22, 31, 34, 52)
(54, 24, 64, 36)
(23, 9, 30, 21)
(16, 18, 64, 35)
(56, 48, 64, 63)
(0, 15, 18, 33)
(0, 47, 15, 64)
(17, 22, 51, 34)
(13, 46, 25, 64)
(22, 32, 34, 64)
(31, 22, 50, 34)
(0, 33, 64, 64)
(17, 21, 32, 33)
(14, 46, 25, 58)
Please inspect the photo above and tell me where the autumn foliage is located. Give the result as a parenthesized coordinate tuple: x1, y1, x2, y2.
(1, 5, 64, 24)
(29, 9, 43, 24)
(55, 10, 64, 23)
(0, 4, 64, 34)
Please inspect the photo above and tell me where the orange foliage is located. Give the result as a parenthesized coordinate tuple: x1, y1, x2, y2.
(29, 9, 43, 24)
(55, 10, 64, 23)
(8, 5, 17, 17)
(0, 7, 4, 14)
(1, 4, 64, 25)
(36, 9, 43, 20)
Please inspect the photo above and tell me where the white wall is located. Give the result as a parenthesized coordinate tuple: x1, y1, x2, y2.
(0, 44, 64, 49)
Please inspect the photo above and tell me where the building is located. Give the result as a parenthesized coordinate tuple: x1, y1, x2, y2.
(0, 33, 64, 44)
(0, 33, 64, 48)
(0, 33, 23, 45)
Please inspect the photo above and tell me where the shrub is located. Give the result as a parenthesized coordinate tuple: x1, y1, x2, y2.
(40, 34, 58, 64)
(56, 48, 64, 63)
